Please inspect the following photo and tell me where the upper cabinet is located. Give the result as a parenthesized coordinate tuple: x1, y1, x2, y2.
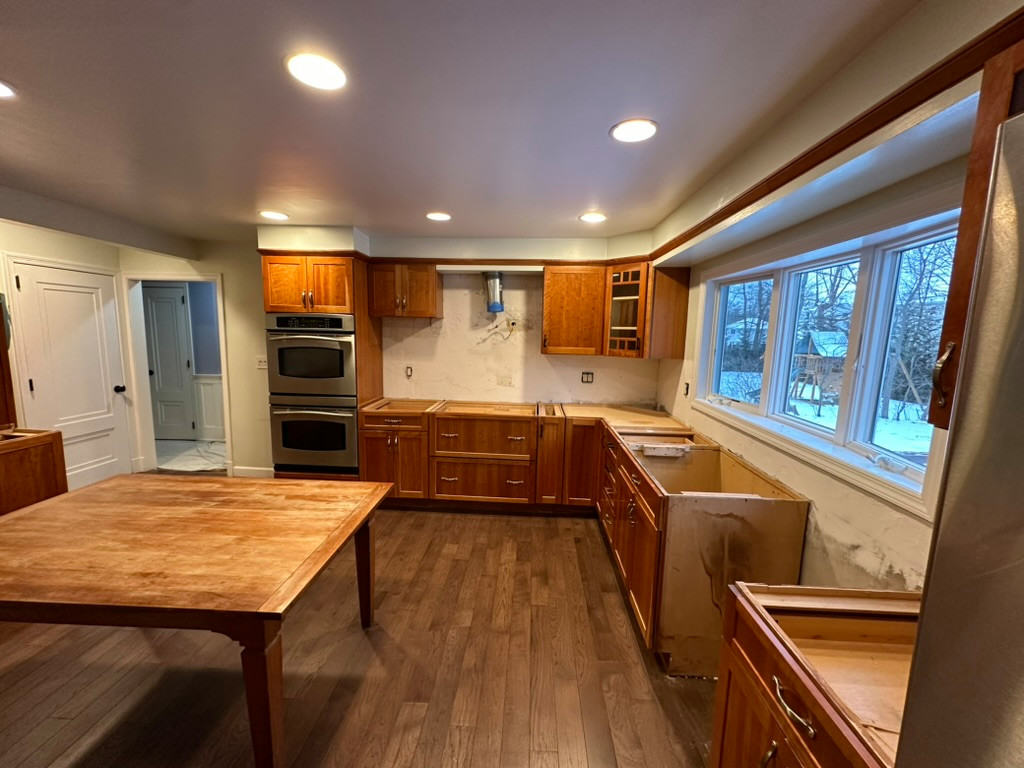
(262, 255, 353, 314)
(604, 262, 649, 357)
(369, 263, 443, 318)
(542, 266, 606, 354)
(541, 262, 689, 358)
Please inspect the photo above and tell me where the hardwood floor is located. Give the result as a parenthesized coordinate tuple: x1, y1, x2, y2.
(0, 510, 715, 768)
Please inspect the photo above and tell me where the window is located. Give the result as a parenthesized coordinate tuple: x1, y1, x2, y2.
(711, 278, 773, 406)
(778, 259, 860, 432)
(700, 214, 958, 491)
(867, 235, 954, 465)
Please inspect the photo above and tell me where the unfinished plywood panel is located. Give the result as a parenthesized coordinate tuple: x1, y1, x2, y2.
(654, 457, 809, 676)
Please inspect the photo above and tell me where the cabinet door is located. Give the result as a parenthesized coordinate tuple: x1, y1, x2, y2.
(359, 430, 395, 494)
(369, 264, 400, 317)
(306, 257, 353, 313)
(402, 263, 441, 318)
(628, 497, 660, 646)
(535, 417, 565, 504)
(395, 431, 428, 498)
(562, 418, 601, 505)
(542, 266, 606, 355)
(262, 256, 308, 313)
(711, 654, 780, 768)
(605, 261, 649, 358)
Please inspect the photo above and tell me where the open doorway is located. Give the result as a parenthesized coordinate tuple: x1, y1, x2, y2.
(133, 278, 228, 475)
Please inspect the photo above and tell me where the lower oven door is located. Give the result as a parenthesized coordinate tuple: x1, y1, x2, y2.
(270, 406, 358, 469)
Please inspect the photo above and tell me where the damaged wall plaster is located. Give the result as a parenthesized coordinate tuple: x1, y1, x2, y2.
(382, 274, 661, 403)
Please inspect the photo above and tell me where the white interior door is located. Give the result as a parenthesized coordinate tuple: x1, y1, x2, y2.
(10, 262, 132, 489)
(143, 283, 196, 441)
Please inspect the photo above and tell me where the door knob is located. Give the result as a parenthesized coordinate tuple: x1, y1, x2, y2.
(113, 385, 127, 393)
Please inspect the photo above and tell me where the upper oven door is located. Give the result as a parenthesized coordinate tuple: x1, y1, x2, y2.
(266, 333, 356, 396)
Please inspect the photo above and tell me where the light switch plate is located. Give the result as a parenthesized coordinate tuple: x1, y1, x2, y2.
(256, 356, 268, 370)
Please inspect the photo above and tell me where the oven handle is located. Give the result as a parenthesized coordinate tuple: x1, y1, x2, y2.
(271, 409, 356, 419)
(266, 334, 354, 343)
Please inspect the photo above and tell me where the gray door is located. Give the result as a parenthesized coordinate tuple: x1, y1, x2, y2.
(143, 283, 196, 441)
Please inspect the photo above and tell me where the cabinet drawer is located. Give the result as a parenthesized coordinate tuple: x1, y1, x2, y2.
(615, 446, 663, 528)
(432, 417, 536, 459)
(431, 459, 535, 503)
(360, 412, 428, 430)
(733, 613, 853, 768)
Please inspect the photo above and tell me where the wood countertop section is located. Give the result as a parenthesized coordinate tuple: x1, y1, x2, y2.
(0, 474, 391, 619)
(435, 400, 537, 416)
(360, 398, 443, 414)
(559, 404, 687, 432)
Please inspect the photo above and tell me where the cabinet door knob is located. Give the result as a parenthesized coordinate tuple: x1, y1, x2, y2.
(402, 295, 407, 310)
(301, 290, 308, 308)
(309, 291, 315, 308)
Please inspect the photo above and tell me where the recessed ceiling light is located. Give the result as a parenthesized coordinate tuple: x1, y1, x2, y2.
(610, 118, 658, 143)
(0, 81, 16, 99)
(426, 212, 452, 222)
(285, 53, 347, 91)
(259, 210, 289, 221)
(579, 212, 607, 224)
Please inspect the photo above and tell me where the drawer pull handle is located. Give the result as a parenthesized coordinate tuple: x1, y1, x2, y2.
(384, 418, 403, 424)
(440, 433, 459, 438)
(506, 480, 525, 485)
(440, 476, 458, 482)
(772, 675, 815, 738)
(630, 472, 641, 485)
(507, 435, 526, 441)
(758, 741, 778, 768)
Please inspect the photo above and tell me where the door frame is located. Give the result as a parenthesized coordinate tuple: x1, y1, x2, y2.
(120, 273, 233, 475)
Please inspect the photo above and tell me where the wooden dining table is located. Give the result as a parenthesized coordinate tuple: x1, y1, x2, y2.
(0, 473, 391, 768)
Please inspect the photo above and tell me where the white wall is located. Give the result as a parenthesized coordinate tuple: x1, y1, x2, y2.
(382, 273, 660, 404)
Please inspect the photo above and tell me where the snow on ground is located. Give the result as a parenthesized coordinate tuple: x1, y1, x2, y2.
(715, 371, 932, 463)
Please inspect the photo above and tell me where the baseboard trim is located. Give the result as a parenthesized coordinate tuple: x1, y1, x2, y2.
(231, 465, 274, 478)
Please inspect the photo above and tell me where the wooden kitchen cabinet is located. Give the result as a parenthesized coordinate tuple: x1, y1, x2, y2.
(604, 261, 649, 357)
(430, 457, 534, 503)
(535, 403, 565, 504)
(0, 428, 68, 515)
(562, 417, 602, 505)
(541, 266, 606, 355)
(262, 255, 353, 313)
(627, 494, 659, 645)
(369, 263, 443, 318)
(358, 429, 427, 498)
(710, 584, 919, 768)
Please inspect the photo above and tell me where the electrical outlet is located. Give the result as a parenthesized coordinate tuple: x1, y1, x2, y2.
(581, 371, 594, 384)
(405, 366, 413, 379)
(256, 356, 267, 370)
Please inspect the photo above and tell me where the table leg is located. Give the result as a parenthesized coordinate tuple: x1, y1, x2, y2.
(240, 630, 285, 768)
(355, 515, 375, 628)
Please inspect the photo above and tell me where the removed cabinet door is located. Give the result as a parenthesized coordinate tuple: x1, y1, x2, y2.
(542, 266, 606, 355)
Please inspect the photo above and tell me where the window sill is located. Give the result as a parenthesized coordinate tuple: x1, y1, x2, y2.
(692, 399, 932, 523)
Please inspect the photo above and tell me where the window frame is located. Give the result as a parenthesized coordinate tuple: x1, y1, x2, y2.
(697, 211, 960, 507)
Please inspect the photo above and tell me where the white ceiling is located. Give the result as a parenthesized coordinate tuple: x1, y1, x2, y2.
(0, 0, 924, 242)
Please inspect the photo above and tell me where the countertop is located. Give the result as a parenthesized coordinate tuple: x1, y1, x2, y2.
(559, 404, 689, 433)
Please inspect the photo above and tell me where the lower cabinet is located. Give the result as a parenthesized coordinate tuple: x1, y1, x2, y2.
(535, 404, 565, 504)
(431, 457, 535, 503)
(627, 496, 659, 645)
(359, 429, 427, 498)
(563, 417, 602, 505)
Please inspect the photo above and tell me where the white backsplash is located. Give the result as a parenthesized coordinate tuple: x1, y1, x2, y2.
(382, 273, 660, 404)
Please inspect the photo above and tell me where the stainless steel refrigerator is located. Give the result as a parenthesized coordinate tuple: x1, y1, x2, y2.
(898, 110, 1024, 765)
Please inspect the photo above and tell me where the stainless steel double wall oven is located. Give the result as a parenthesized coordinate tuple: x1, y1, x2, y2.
(266, 313, 359, 473)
